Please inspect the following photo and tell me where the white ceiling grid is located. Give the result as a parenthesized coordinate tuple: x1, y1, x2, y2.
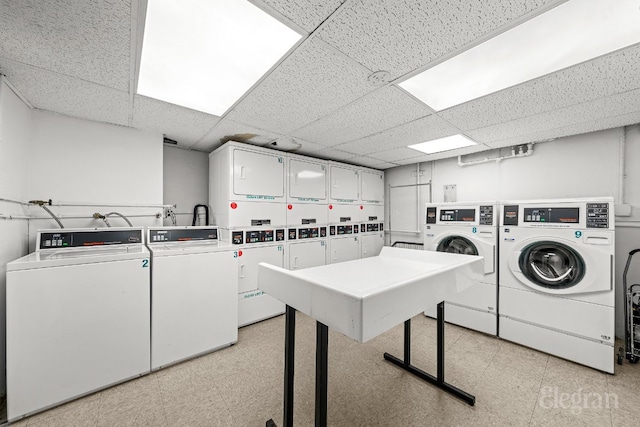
(0, 58, 130, 126)
(0, 0, 639, 170)
(0, 0, 131, 91)
(224, 38, 377, 135)
(132, 95, 220, 146)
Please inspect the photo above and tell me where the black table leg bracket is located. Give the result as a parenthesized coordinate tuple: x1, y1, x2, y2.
(383, 302, 475, 406)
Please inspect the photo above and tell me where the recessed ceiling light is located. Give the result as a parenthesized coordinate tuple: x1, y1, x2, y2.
(408, 134, 477, 154)
(399, 0, 640, 111)
(137, 0, 302, 116)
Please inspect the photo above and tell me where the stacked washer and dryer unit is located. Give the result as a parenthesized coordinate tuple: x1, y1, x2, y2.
(209, 141, 385, 327)
(423, 202, 498, 335)
(499, 198, 616, 373)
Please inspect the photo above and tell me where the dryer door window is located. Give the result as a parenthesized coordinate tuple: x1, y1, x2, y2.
(518, 241, 585, 289)
(436, 236, 478, 256)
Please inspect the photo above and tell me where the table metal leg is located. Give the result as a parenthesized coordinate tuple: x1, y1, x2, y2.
(283, 305, 296, 427)
(383, 302, 475, 406)
(315, 321, 329, 427)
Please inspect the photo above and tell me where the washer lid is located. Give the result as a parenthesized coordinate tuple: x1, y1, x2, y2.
(518, 241, 585, 289)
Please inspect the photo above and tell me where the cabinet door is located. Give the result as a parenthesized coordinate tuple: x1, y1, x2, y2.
(330, 165, 359, 201)
(361, 234, 384, 258)
(361, 171, 384, 203)
(237, 245, 284, 293)
(288, 240, 327, 270)
(233, 149, 285, 197)
(289, 159, 327, 200)
(329, 237, 360, 263)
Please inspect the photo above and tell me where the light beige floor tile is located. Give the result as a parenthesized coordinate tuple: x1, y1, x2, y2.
(97, 375, 167, 427)
(24, 397, 101, 427)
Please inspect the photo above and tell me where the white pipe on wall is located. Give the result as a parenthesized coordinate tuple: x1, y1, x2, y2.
(619, 127, 626, 204)
(457, 143, 535, 167)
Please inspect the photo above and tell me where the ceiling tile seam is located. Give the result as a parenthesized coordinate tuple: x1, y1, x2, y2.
(250, 0, 308, 35)
(0, 55, 130, 94)
(388, 0, 568, 85)
(466, 86, 640, 136)
(478, 108, 640, 147)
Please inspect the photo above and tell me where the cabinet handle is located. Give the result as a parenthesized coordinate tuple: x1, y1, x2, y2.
(240, 166, 245, 179)
(239, 264, 245, 278)
(293, 256, 298, 269)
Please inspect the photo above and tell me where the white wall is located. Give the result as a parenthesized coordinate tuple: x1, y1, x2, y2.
(0, 78, 31, 396)
(163, 145, 209, 226)
(385, 125, 640, 338)
(27, 111, 164, 249)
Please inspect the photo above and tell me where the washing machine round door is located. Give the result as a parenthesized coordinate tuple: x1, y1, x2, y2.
(518, 241, 585, 289)
(436, 236, 478, 256)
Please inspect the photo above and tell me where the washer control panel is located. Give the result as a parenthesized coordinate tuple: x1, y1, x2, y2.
(149, 228, 217, 243)
(39, 229, 142, 250)
(586, 203, 609, 228)
(479, 205, 494, 226)
(329, 224, 358, 236)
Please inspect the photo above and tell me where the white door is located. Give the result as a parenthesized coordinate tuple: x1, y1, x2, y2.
(7, 259, 150, 421)
(151, 250, 238, 370)
(330, 165, 359, 202)
(361, 171, 384, 203)
(330, 236, 360, 263)
(233, 148, 285, 197)
(361, 233, 384, 258)
(288, 240, 327, 270)
(289, 159, 327, 200)
(238, 244, 285, 293)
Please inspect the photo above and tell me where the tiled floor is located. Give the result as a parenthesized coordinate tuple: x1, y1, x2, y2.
(5, 313, 640, 426)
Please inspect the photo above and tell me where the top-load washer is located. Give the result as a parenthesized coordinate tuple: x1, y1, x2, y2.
(499, 197, 615, 373)
(147, 226, 238, 370)
(6, 228, 150, 421)
(424, 202, 498, 335)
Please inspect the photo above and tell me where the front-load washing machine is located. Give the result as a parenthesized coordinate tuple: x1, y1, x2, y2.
(6, 228, 150, 421)
(220, 227, 286, 327)
(286, 225, 328, 270)
(147, 226, 238, 370)
(424, 202, 498, 335)
(499, 197, 615, 373)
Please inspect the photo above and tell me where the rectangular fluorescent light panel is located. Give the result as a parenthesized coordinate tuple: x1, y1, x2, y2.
(399, 0, 640, 111)
(408, 134, 477, 154)
(137, 0, 302, 116)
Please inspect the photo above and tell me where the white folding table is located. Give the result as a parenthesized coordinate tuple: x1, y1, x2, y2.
(258, 247, 484, 427)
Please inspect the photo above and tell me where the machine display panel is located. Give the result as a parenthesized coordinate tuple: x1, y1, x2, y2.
(148, 228, 217, 243)
(40, 229, 143, 249)
(440, 208, 475, 222)
(523, 207, 579, 224)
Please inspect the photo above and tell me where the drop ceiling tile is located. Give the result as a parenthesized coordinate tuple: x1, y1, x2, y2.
(306, 146, 358, 162)
(133, 95, 219, 147)
(192, 117, 284, 153)
(347, 156, 397, 169)
(259, 0, 345, 32)
(317, 0, 558, 79)
(334, 114, 460, 155)
(0, 0, 130, 90)
(291, 85, 432, 146)
(0, 59, 129, 125)
(439, 44, 640, 130)
(225, 38, 375, 135)
(481, 111, 640, 150)
(468, 89, 640, 144)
